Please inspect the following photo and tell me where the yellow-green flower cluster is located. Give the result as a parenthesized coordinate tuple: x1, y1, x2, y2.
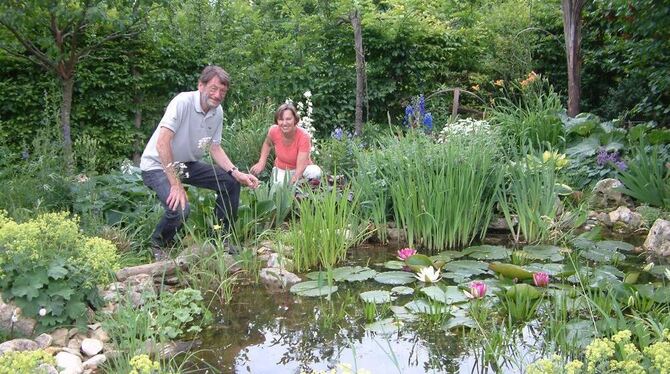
(0, 212, 119, 284)
(644, 340, 670, 374)
(526, 355, 561, 374)
(542, 151, 569, 170)
(0, 349, 55, 374)
(129, 354, 161, 374)
(585, 336, 615, 373)
(565, 360, 583, 374)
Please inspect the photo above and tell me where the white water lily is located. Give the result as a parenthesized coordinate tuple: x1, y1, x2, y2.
(414, 266, 442, 283)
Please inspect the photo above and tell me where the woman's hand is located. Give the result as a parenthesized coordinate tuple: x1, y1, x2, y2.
(250, 161, 265, 176)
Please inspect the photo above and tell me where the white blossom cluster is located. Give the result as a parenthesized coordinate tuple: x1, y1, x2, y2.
(288, 91, 318, 155)
(436, 118, 494, 143)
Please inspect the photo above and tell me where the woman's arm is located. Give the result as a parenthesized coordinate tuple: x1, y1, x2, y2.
(250, 135, 273, 176)
(290, 151, 310, 184)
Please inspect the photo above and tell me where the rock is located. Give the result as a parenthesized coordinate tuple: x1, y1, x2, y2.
(267, 253, 293, 271)
(487, 216, 511, 231)
(596, 212, 611, 226)
(158, 340, 201, 359)
(644, 219, 670, 257)
(0, 338, 39, 355)
(51, 328, 69, 347)
(387, 227, 407, 243)
(0, 298, 37, 337)
(89, 327, 110, 343)
(591, 178, 629, 209)
(80, 338, 104, 357)
(82, 354, 107, 370)
(67, 334, 85, 351)
(55, 351, 83, 373)
(259, 268, 301, 290)
(34, 333, 53, 349)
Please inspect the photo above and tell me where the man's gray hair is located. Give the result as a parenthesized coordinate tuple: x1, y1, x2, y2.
(199, 65, 230, 87)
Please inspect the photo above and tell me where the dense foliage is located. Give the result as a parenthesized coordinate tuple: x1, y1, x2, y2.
(1, 0, 667, 173)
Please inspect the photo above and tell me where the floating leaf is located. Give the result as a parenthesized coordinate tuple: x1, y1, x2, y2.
(506, 284, 542, 300)
(525, 263, 565, 276)
(391, 286, 414, 296)
(442, 260, 489, 283)
(290, 281, 338, 297)
(383, 260, 405, 270)
(306, 266, 377, 282)
(421, 285, 468, 305)
(596, 240, 634, 253)
(360, 290, 396, 304)
(488, 263, 533, 280)
(365, 318, 401, 335)
(374, 271, 416, 285)
(462, 245, 510, 260)
(579, 246, 625, 263)
(442, 315, 476, 330)
(520, 245, 564, 262)
(404, 300, 451, 315)
(390, 305, 417, 321)
(431, 250, 464, 262)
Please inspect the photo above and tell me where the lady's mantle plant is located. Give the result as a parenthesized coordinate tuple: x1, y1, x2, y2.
(0, 349, 55, 373)
(0, 211, 119, 327)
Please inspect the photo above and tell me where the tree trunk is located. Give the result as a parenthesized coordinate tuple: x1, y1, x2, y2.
(351, 10, 366, 136)
(60, 77, 74, 171)
(562, 0, 584, 117)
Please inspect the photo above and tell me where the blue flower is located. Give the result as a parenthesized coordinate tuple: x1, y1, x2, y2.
(419, 95, 426, 118)
(404, 105, 414, 127)
(423, 113, 433, 131)
(331, 127, 344, 141)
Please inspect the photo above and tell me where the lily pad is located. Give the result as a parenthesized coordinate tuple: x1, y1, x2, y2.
(390, 305, 417, 321)
(421, 285, 468, 305)
(525, 263, 565, 276)
(391, 286, 415, 296)
(404, 299, 451, 315)
(306, 266, 377, 282)
(520, 245, 564, 262)
(374, 271, 416, 285)
(442, 260, 489, 283)
(566, 319, 597, 348)
(579, 246, 626, 263)
(360, 290, 396, 304)
(442, 315, 476, 330)
(431, 250, 465, 262)
(383, 260, 405, 270)
(289, 281, 338, 297)
(462, 245, 510, 261)
(365, 318, 402, 335)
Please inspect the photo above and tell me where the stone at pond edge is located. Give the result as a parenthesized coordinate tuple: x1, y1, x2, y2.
(81, 338, 104, 357)
(591, 178, 631, 209)
(55, 351, 83, 372)
(644, 219, 670, 257)
(34, 333, 53, 349)
(82, 354, 107, 370)
(0, 338, 39, 355)
(260, 267, 301, 290)
(0, 296, 37, 337)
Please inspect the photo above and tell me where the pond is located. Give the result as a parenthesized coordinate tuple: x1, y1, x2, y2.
(193, 232, 654, 374)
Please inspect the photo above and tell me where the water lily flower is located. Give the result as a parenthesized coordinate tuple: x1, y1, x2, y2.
(533, 272, 550, 287)
(397, 247, 417, 261)
(415, 266, 441, 283)
(467, 280, 487, 299)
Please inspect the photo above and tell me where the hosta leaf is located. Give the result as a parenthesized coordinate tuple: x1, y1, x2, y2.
(374, 271, 416, 285)
(462, 245, 510, 261)
(290, 281, 338, 297)
(360, 290, 396, 304)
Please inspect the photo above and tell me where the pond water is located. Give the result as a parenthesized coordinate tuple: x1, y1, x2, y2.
(193, 232, 649, 374)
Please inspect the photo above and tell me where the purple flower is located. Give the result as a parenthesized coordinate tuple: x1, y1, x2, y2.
(403, 105, 414, 127)
(614, 160, 627, 171)
(423, 113, 433, 130)
(596, 148, 610, 166)
(533, 272, 550, 287)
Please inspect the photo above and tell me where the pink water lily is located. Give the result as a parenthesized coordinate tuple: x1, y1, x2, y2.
(397, 247, 417, 261)
(533, 272, 550, 287)
(469, 280, 487, 299)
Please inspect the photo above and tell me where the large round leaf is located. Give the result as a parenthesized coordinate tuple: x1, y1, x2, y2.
(306, 266, 377, 282)
(374, 271, 416, 285)
(383, 260, 405, 270)
(520, 245, 564, 262)
(597, 240, 634, 253)
(421, 285, 468, 305)
(365, 318, 401, 335)
(462, 245, 510, 260)
(404, 300, 451, 315)
(289, 281, 338, 297)
(360, 290, 396, 304)
(442, 260, 489, 283)
(391, 286, 415, 296)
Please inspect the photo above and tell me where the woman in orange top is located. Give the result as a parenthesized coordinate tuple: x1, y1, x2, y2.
(250, 103, 321, 185)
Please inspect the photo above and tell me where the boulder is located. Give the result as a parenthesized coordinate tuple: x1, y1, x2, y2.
(259, 268, 301, 290)
(55, 351, 83, 374)
(644, 219, 670, 257)
(34, 333, 53, 349)
(591, 178, 630, 209)
(0, 298, 37, 337)
(80, 338, 103, 357)
(0, 338, 39, 355)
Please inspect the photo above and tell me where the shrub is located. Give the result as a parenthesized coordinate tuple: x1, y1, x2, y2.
(0, 212, 119, 327)
(0, 350, 55, 374)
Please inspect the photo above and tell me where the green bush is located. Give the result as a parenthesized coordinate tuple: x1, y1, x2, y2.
(0, 350, 55, 374)
(0, 212, 119, 327)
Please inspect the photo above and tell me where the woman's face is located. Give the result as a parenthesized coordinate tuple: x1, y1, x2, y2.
(277, 109, 298, 136)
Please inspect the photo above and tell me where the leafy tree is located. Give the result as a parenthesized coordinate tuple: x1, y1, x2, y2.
(0, 0, 157, 168)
